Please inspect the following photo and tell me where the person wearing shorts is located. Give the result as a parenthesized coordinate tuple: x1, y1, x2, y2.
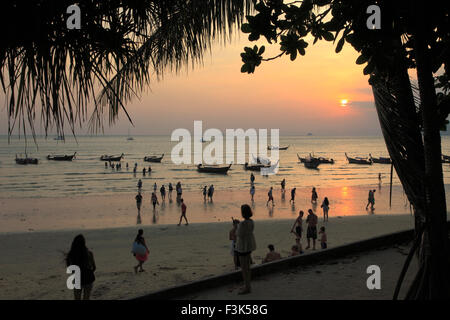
(305, 209, 318, 250)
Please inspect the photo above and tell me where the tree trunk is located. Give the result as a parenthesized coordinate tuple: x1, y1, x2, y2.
(412, 0, 449, 299)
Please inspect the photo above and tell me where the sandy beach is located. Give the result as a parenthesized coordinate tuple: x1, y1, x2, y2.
(0, 213, 419, 300)
(181, 242, 419, 300)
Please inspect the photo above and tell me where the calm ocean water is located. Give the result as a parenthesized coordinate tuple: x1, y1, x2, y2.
(1, 135, 450, 199)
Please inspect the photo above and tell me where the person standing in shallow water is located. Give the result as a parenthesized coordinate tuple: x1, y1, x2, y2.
(235, 204, 256, 295)
(250, 184, 255, 201)
(321, 197, 330, 222)
(281, 179, 286, 193)
(290, 187, 296, 204)
(202, 185, 207, 201)
(160, 185, 166, 201)
(151, 192, 159, 211)
(168, 183, 173, 199)
(250, 173, 255, 185)
(311, 187, 318, 204)
(266, 187, 274, 206)
(65, 234, 96, 300)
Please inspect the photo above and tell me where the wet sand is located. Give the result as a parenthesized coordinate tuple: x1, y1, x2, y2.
(0, 184, 414, 233)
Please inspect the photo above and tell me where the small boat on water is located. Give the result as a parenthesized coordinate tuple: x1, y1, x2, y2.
(47, 152, 77, 161)
(100, 153, 124, 161)
(244, 162, 272, 171)
(267, 145, 289, 150)
(144, 154, 164, 163)
(252, 154, 271, 165)
(304, 156, 320, 169)
(15, 154, 38, 165)
(345, 153, 372, 165)
(197, 164, 232, 174)
(369, 154, 391, 164)
(309, 153, 334, 164)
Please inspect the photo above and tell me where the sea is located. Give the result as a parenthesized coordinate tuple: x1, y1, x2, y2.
(1, 135, 450, 199)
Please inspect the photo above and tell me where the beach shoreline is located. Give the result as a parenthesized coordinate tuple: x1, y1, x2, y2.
(0, 213, 422, 300)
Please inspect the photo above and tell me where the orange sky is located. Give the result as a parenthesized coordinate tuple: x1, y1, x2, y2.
(0, 34, 380, 136)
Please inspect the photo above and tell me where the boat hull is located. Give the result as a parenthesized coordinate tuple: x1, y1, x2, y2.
(197, 164, 231, 174)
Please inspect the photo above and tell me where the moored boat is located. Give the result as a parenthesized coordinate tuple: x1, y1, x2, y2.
(100, 153, 124, 161)
(303, 156, 320, 169)
(47, 152, 77, 161)
(297, 153, 306, 163)
(369, 154, 391, 164)
(345, 153, 372, 165)
(244, 162, 271, 171)
(144, 154, 164, 163)
(267, 145, 289, 150)
(197, 164, 232, 174)
(15, 154, 39, 165)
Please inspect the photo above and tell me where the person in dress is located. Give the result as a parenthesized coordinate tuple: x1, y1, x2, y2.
(133, 229, 149, 273)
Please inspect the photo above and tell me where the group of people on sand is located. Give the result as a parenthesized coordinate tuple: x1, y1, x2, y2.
(202, 185, 215, 201)
(290, 209, 327, 252)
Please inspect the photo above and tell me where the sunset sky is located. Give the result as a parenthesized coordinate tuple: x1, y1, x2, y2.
(0, 33, 381, 137)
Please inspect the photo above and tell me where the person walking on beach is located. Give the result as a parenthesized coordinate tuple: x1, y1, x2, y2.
(281, 179, 286, 193)
(266, 187, 274, 206)
(160, 185, 166, 201)
(65, 234, 96, 300)
(229, 218, 240, 270)
(262, 244, 281, 263)
(132, 229, 149, 273)
(235, 204, 256, 295)
(378, 173, 382, 185)
(305, 209, 318, 250)
(168, 183, 173, 199)
(148, 166, 152, 173)
(202, 185, 207, 201)
(311, 187, 318, 204)
(142, 168, 146, 176)
(290, 187, 296, 204)
(208, 185, 214, 201)
(250, 173, 255, 185)
(290, 210, 304, 242)
(153, 182, 157, 193)
(135, 192, 143, 213)
(319, 226, 327, 249)
(321, 197, 330, 222)
(250, 184, 255, 201)
(178, 198, 189, 226)
(151, 192, 159, 211)
(366, 189, 376, 210)
(137, 179, 142, 190)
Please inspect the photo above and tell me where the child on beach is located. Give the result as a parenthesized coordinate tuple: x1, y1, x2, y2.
(160, 185, 166, 201)
(151, 192, 159, 211)
(266, 187, 274, 206)
(311, 187, 318, 204)
(178, 198, 189, 226)
(135, 192, 143, 213)
(250, 185, 255, 201)
(290, 210, 304, 242)
(290, 187, 296, 203)
(290, 245, 300, 256)
(319, 226, 327, 249)
(229, 218, 240, 269)
(305, 209, 318, 250)
(132, 229, 149, 274)
(321, 197, 330, 222)
(262, 244, 282, 263)
(66, 234, 96, 300)
(203, 185, 207, 201)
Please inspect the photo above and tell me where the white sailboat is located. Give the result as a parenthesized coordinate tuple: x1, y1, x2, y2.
(127, 128, 134, 141)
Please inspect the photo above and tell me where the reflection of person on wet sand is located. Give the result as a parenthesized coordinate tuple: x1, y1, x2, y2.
(136, 212, 142, 225)
(250, 185, 255, 201)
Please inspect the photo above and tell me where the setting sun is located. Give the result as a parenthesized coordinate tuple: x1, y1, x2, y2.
(340, 99, 349, 107)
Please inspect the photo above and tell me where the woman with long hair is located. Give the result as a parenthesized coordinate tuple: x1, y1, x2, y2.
(235, 204, 256, 295)
(65, 234, 96, 300)
(133, 229, 149, 273)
